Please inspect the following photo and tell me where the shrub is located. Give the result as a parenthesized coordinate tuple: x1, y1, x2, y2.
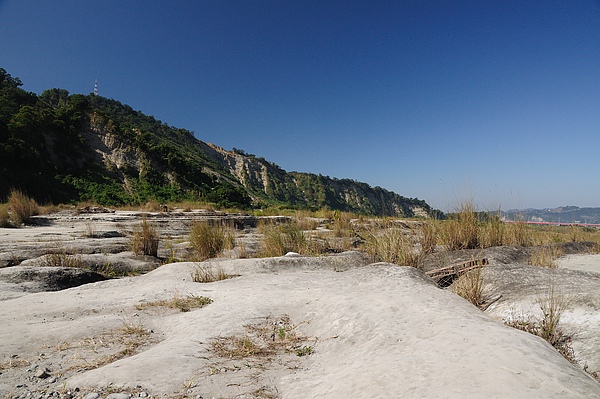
(7, 189, 39, 225)
(130, 214, 159, 256)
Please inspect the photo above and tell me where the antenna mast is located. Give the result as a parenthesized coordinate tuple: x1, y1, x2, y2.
(94, 79, 98, 96)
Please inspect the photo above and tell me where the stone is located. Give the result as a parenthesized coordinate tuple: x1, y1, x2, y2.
(34, 368, 50, 379)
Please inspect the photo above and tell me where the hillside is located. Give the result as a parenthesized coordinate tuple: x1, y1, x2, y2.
(0, 68, 436, 217)
(503, 206, 600, 225)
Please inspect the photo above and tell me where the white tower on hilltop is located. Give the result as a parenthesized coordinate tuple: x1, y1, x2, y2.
(94, 79, 98, 96)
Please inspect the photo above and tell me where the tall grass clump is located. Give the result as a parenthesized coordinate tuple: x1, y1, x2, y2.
(418, 221, 437, 254)
(479, 212, 504, 248)
(7, 189, 39, 225)
(529, 245, 563, 268)
(504, 221, 533, 246)
(260, 221, 307, 257)
(130, 214, 159, 256)
(439, 199, 480, 250)
(364, 221, 423, 268)
(0, 204, 10, 227)
(189, 221, 229, 261)
(452, 266, 486, 307)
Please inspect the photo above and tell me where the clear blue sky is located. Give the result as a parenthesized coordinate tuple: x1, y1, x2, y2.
(1, 1, 599, 211)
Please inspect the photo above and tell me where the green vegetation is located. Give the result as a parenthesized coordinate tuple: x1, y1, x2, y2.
(0, 67, 438, 216)
(188, 221, 236, 261)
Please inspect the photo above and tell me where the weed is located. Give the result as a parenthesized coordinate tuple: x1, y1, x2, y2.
(130, 214, 159, 256)
(439, 199, 480, 250)
(295, 346, 313, 357)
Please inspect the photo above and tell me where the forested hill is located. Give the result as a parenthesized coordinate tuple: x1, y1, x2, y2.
(0, 68, 436, 217)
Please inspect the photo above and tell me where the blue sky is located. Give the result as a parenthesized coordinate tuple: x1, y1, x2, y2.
(1, 1, 599, 211)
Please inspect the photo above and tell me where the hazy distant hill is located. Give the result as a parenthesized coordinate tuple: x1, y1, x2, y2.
(0, 68, 436, 217)
(503, 206, 600, 224)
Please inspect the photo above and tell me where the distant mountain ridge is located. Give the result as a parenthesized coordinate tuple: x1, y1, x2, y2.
(503, 206, 600, 225)
(0, 68, 437, 217)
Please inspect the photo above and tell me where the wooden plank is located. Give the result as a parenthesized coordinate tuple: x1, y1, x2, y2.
(426, 258, 488, 281)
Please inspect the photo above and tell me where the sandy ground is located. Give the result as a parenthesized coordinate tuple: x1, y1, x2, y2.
(558, 253, 600, 273)
(2, 253, 599, 398)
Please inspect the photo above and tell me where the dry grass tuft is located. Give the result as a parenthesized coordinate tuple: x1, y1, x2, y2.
(191, 263, 232, 283)
(210, 315, 310, 360)
(418, 221, 437, 254)
(260, 221, 308, 257)
(135, 293, 213, 312)
(529, 245, 563, 268)
(363, 221, 423, 268)
(7, 189, 39, 225)
(39, 248, 85, 268)
(452, 265, 486, 307)
(0, 356, 29, 371)
(0, 203, 10, 227)
(188, 221, 233, 261)
(505, 280, 574, 362)
(130, 214, 159, 256)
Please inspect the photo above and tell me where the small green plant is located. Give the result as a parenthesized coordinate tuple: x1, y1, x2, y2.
(7, 189, 39, 225)
(296, 345, 313, 357)
(130, 214, 159, 256)
(189, 221, 226, 261)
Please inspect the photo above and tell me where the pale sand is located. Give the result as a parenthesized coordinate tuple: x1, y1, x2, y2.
(1, 255, 599, 398)
(558, 253, 600, 273)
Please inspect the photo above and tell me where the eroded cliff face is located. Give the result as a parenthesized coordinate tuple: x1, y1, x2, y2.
(87, 113, 143, 175)
(202, 143, 271, 194)
(201, 143, 433, 217)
